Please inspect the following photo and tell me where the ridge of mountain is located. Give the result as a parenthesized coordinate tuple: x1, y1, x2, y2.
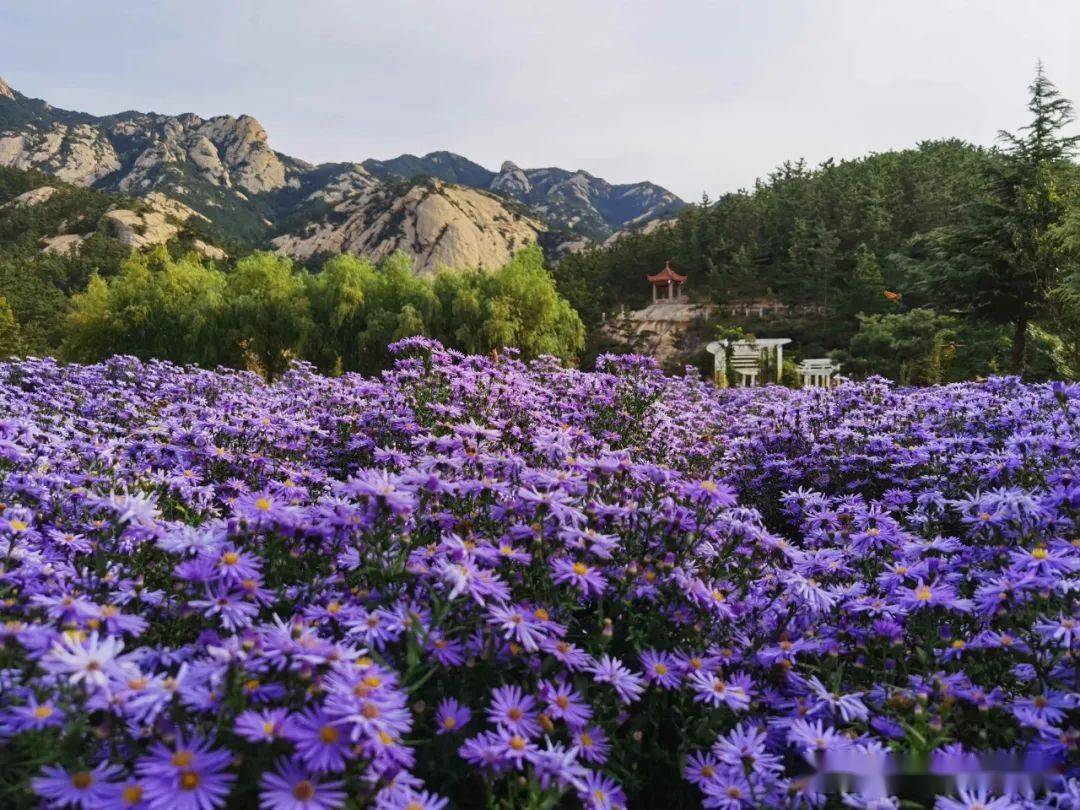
(0, 76, 686, 268)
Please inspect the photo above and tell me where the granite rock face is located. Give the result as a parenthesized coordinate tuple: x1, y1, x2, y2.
(272, 179, 542, 274)
(0, 75, 684, 268)
(0, 123, 121, 185)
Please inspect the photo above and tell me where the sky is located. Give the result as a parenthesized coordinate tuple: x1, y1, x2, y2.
(3, 0, 1080, 200)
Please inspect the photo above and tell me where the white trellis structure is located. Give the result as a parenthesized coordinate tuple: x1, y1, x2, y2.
(798, 358, 842, 388)
(706, 338, 791, 387)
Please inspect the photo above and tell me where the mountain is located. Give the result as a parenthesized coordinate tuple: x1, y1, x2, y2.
(0, 75, 685, 270)
(0, 164, 229, 260)
(363, 152, 685, 243)
(271, 177, 542, 273)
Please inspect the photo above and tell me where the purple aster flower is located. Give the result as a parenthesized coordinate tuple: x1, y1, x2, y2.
(573, 725, 611, 764)
(373, 786, 448, 810)
(1034, 613, 1078, 648)
(540, 637, 594, 671)
(234, 707, 292, 743)
(43, 632, 125, 690)
(640, 649, 680, 689)
(135, 732, 235, 810)
(589, 655, 645, 703)
(286, 708, 355, 773)
(689, 670, 753, 712)
(577, 770, 626, 810)
(8, 694, 65, 732)
(434, 698, 471, 735)
(550, 557, 608, 597)
(539, 679, 593, 729)
(787, 718, 851, 759)
(486, 685, 541, 738)
(805, 675, 869, 722)
(897, 579, 973, 612)
(934, 789, 1017, 810)
(487, 604, 547, 652)
(258, 758, 346, 810)
(496, 725, 540, 765)
(712, 721, 782, 774)
(701, 769, 754, 810)
(684, 751, 722, 786)
(33, 762, 124, 808)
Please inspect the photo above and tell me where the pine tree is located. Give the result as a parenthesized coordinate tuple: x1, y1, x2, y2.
(919, 63, 1080, 373)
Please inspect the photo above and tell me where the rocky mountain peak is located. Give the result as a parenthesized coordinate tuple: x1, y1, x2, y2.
(272, 179, 543, 274)
(0, 78, 686, 263)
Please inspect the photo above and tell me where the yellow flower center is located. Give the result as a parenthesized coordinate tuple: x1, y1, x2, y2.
(320, 725, 340, 743)
(179, 771, 200, 791)
(122, 785, 144, 804)
(222, 552, 240, 566)
(255, 498, 272, 511)
(1032, 547, 1048, 560)
(71, 772, 93, 790)
(9, 520, 28, 532)
(572, 562, 589, 576)
(33, 705, 53, 719)
(442, 716, 457, 729)
(171, 750, 194, 767)
(293, 781, 315, 800)
(915, 585, 933, 601)
(509, 735, 526, 751)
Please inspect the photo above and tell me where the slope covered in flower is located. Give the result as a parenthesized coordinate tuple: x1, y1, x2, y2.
(0, 343, 1077, 809)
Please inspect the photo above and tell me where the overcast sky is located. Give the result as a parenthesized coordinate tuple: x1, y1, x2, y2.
(3, 1, 1080, 200)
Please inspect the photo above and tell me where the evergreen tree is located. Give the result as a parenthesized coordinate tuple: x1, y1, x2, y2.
(917, 64, 1080, 373)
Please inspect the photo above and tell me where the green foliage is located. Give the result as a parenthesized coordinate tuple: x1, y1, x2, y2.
(904, 65, 1080, 373)
(839, 309, 962, 385)
(0, 295, 23, 357)
(553, 139, 995, 371)
(221, 252, 313, 377)
(0, 254, 69, 353)
(432, 246, 584, 362)
(63, 247, 227, 365)
(56, 242, 582, 378)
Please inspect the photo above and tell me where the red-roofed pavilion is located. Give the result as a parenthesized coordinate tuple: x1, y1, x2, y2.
(646, 260, 687, 302)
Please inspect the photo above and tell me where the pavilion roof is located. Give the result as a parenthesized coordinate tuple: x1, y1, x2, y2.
(646, 260, 687, 284)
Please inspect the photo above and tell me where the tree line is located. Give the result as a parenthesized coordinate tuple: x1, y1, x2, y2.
(3, 66, 1080, 383)
(556, 65, 1080, 381)
(54, 245, 583, 377)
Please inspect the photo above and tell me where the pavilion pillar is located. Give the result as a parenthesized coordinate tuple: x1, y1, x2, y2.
(775, 343, 783, 383)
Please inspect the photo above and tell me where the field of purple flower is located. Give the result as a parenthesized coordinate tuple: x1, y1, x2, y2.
(0, 340, 1077, 809)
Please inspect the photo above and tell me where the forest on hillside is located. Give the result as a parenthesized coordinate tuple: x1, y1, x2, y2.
(558, 68, 1080, 382)
(2, 68, 1080, 383)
